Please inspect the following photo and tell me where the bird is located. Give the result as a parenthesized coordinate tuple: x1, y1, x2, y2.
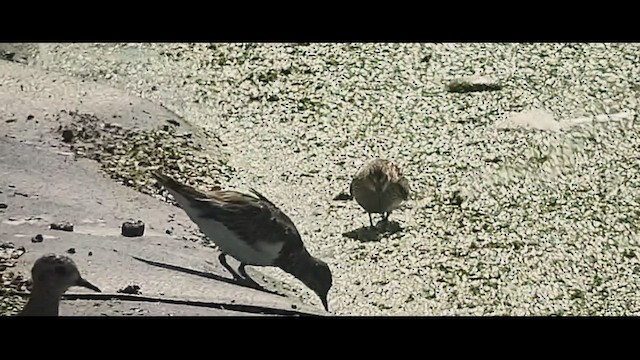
(19, 254, 102, 316)
(350, 158, 411, 228)
(151, 171, 333, 312)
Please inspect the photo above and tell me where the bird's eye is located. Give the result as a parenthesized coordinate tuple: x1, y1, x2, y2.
(54, 265, 67, 276)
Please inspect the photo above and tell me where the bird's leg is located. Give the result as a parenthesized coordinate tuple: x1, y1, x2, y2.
(368, 213, 374, 228)
(238, 263, 261, 288)
(219, 253, 243, 282)
(381, 212, 392, 231)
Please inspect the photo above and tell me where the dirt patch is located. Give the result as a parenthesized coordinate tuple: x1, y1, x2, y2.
(50, 110, 235, 198)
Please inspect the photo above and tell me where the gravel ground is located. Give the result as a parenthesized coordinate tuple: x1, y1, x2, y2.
(25, 43, 640, 315)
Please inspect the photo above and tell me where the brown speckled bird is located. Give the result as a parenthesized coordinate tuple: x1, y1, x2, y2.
(350, 158, 411, 228)
(152, 171, 333, 312)
(20, 254, 101, 316)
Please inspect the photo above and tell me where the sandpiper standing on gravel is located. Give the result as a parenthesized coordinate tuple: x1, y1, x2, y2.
(152, 171, 333, 312)
(350, 158, 411, 228)
(19, 254, 102, 316)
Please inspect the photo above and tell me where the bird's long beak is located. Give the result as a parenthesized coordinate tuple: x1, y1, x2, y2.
(76, 277, 102, 293)
(321, 296, 329, 312)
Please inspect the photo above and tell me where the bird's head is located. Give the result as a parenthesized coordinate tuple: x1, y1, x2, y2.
(31, 254, 102, 295)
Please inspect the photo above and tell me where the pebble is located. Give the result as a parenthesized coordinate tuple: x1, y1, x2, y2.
(62, 129, 74, 143)
(117, 284, 142, 295)
(332, 191, 352, 201)
(50, 222, 74, 232)
(121, 220, 145, 237)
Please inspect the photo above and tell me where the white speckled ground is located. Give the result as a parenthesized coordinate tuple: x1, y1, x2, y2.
(30, 43, 640, 315)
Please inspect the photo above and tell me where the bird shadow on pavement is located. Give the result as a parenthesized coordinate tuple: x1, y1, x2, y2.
(342, 220, 403, 242)
(131, 255, 283, 297)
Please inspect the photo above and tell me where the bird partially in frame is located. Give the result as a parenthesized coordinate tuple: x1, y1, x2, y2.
(19, 254, 102, 316)
(152, 171, 333, 312)
(350, 158, 411, 228)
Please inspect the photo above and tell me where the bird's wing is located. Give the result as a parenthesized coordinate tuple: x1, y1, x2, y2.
(153, 171, 303, 249)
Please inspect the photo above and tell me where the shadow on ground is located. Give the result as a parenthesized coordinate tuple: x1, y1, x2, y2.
(132, 255, 283, 297)
(342, 221, 403, 242)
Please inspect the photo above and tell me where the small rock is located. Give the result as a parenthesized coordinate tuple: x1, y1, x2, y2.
(122, 220, 145, 237)
(333, 191, 353, 201)
(117, 284, 142, 295)
(14, 191, 28, 197)
(1, 52, 15, 61)
(103, 122, 122, 129)
(0, 203, 7, 209)
(27, 115, 34, 120)
(166, 119, 180, 127)
(0, 242, 15, 249)
(5, 119, 17, 123)
(62, 129, 74, 143)
(66, 248, 76, 254)
(291, 304, 297, 309)
(88, 251, 93, 256)
(151, 85, 158, 91)
(178, 132, 192, 138)
(165, 229, 173, 235)
(447, 75, 502, 93)
(50, 222, 74, 232)
(450, 190, 466, 206)
(31, 234, 43, 243)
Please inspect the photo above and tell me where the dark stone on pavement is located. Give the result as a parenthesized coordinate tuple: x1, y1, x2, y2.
(118, 284, 142, 295)
(66, 248, 76, 254)
(50, 222, 74, 232)
(62, 129, 74, 143)
(31, 234, 43, 243)
(122, 220, 145, 237)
